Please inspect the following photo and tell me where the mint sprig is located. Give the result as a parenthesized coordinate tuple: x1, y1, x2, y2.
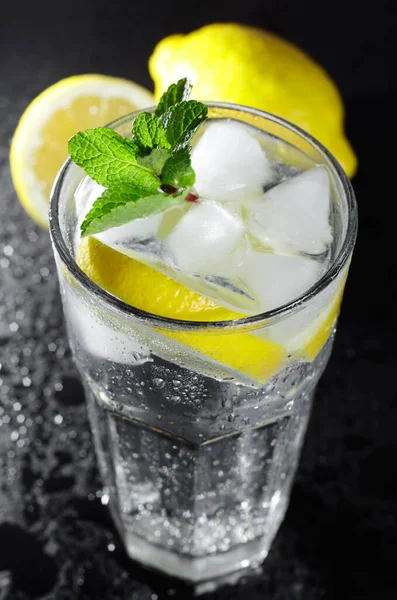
(137, 148, 171, 174)
(132, 113, 170, 152)
(68, 128, 158, 189)
(155, 78, 192, 117)
(161, 100, 208, 149)
(81, 186, 187, 237)
(68, 77, 206, 236)
(161, 147, 195, 188)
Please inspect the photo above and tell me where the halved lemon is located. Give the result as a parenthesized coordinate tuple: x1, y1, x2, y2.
(10, 74, 154, 228)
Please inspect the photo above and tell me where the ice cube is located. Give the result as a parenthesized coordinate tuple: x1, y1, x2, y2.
(74, 175, 162, 255)
(74, 176, 105, 224)
(265, 270, 344, 352)
(96, 212, 162, 245)
(165, 201, 245, 273)
(191, 121, 273, 201)
(63, 289, 150, 365)
(248, 167, 332, 255)
(74, 177, 105, 248)
(242, 250, 323, 312)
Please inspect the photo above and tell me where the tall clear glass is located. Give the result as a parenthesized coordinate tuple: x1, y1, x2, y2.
(49, 104, 357, 584)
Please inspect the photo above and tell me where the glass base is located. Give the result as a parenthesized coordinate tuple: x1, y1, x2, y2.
(110, 498, 268, 583)
(108, 491, 288, 583)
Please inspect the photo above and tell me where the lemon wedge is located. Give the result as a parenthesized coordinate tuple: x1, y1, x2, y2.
(77, 236, 288, 383)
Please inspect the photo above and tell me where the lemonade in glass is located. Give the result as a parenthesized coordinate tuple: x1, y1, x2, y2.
(49, 83, 357, 582)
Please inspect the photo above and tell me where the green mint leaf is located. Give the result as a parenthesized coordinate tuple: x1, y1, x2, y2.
(132, 113, 170, 152)
(137, 148, 171, 174)
(68, 128, 159, 192)
(155, 78, 192, 117)
(71, 79, 209, 234)
(161, 147, 195, 188)
(161, 100, 208, 149)
(81, 185, 187, 237)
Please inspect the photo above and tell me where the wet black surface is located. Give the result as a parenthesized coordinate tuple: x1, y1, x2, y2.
(1, 0, 397, 598)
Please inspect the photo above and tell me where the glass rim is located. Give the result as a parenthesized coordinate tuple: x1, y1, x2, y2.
(49, 101, 357, 332)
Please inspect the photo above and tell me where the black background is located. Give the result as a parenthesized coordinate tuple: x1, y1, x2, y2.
(1, 0, 397, 598)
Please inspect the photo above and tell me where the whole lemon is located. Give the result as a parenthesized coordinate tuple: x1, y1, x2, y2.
(149, 23, 357, 177)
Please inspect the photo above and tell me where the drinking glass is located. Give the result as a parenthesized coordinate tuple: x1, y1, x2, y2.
(49, 104, 357, 583)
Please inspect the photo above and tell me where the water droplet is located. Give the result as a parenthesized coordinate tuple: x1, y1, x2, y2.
(153, 378, 165, 388)
(101, 493, 109, 505)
